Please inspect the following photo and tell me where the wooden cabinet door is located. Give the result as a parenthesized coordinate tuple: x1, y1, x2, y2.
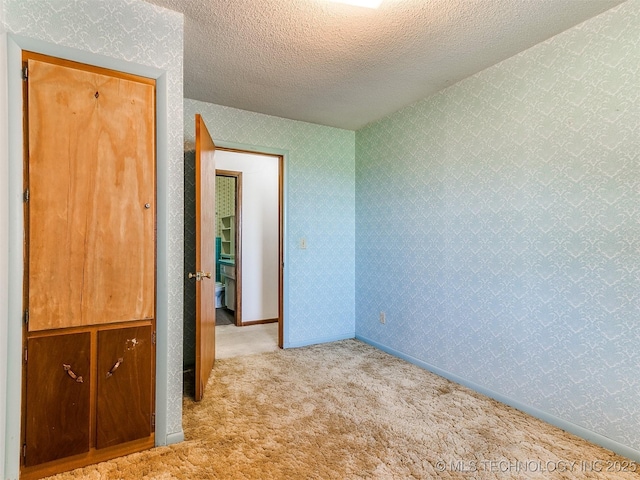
(26, 54, 156, 332)
(96, 326, 153, 449)
(24, 333, 91, 467)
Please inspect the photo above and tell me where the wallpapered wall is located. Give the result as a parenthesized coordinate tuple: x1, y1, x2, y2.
(184, 99, 356, 347)
(1, 0, 186, 454)
(216, 176, 235, 236)
(356, 1, 639, 453)
(183, 150, 196, 368)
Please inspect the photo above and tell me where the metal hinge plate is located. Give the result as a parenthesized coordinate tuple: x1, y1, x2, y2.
(151, 413, 156, 428)
(24, 308, 29, 325)
(152, 331, 156, 345)
(22, 65, 28, 81)
(24, 188, 29, 203)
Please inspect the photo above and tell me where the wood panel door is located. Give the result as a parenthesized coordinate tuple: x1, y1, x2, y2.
(194, 114, 216, 401)
(24, 333, 91, 467)
(25, 53, 156, 332)
(96, 325, 153, 449)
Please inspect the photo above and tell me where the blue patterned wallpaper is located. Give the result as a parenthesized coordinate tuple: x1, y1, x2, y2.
(184, 100, 356, 347)
(1, 0, 185, 444)
(356, 1, 640, 453)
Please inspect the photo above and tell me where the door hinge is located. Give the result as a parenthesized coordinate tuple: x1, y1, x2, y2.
(23, 188, 29, 203)
(152, 331, 156, 345)
(151, 413, 156, 428)
(22, 65, 28, 81)
(23, 444, 27, 459)
(24, 347, 28, 363)
(24, 308, 29, 325)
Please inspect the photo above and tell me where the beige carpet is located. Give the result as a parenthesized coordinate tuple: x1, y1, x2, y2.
(47, 339, 639, 479)
(215, 323, 279, 359)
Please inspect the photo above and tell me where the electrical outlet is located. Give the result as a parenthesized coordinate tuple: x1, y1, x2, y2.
(379, 312, 386, 324)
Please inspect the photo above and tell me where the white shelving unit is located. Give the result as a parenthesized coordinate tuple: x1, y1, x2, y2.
(220, 215, 235, 259)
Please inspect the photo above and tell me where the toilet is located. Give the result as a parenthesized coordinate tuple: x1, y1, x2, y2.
(215, 282, 225, 309)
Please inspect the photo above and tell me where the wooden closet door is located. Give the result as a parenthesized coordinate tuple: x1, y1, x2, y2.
(96, 325, 153, 449)
(24, 333, 91, 467)
(26, 55, 156, 331)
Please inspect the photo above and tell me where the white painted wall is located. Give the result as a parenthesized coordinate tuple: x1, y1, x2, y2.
(216, 150, 279, 322)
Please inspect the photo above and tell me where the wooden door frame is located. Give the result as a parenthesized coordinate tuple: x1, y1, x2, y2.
(215, 147, 284, 348)
(215, 170, 243, 325)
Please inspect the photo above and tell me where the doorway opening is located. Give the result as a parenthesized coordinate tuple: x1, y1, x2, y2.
(214, 170, 241, 325)
(214, 148, 284, 357)
(182, 139, 284, 400)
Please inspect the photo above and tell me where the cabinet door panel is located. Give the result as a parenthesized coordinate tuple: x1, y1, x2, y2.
(25, 333, 91, 467)
(27, 56, 155, 331)
(96, 326, 153, 449)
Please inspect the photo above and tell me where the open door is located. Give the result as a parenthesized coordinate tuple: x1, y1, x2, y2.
(192, 114, 216, 401)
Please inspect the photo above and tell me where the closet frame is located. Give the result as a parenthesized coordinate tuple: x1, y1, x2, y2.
(19, 51, 157, 480)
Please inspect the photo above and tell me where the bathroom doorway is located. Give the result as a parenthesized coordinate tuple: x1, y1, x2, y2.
(214, 148, 283, 348)
(215, 170, 242, 326)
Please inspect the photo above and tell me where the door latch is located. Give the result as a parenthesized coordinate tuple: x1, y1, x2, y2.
(188, 271, 212, 281)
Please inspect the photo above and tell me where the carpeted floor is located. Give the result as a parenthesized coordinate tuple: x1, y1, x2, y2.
(47, 339, 639, 479)
(215, 323, 279, 360)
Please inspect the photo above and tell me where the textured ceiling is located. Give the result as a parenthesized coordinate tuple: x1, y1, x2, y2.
(144, 0, 626, 130)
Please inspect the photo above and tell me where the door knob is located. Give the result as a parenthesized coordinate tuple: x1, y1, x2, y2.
(188, 271, 212, 281)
